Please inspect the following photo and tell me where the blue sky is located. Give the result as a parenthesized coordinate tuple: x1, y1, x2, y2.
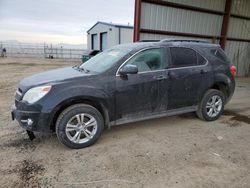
(0, 0, 134, 44)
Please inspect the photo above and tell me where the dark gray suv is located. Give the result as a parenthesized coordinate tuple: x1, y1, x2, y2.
(11, 39, 236, 149)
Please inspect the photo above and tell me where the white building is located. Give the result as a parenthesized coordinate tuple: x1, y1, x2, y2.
(87, 21, 133, 51)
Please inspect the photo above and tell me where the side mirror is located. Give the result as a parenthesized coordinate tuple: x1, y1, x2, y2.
(119, 64, 138, 75)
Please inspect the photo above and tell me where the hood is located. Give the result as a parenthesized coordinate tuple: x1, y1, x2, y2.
(18, 66, 90, 92)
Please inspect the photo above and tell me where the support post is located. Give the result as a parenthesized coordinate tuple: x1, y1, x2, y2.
(133, 0, 142, 42)
(220, 0, 232, 49)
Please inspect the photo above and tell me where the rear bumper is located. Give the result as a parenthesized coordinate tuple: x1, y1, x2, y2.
(11, 104, 52, 132)
(226, 78, 235, 104)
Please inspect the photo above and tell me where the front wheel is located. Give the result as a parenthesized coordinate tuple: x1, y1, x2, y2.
(196, 89, 225, 121)
(56, 104, 104, 149)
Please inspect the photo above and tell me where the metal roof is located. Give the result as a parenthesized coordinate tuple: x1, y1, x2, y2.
(87, 21, 133, 33)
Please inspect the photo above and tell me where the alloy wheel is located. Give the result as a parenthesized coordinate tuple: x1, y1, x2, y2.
(206, 95, 223, 118)
(65, 113, 97, 144)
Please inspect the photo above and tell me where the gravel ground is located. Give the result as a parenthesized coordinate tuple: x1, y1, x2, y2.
(0, 58, 250, 188)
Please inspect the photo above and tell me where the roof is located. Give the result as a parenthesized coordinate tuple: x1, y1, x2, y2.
(87, 21, 133, 33)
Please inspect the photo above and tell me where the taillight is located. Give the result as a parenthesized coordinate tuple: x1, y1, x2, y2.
(230, 65, 237, 77)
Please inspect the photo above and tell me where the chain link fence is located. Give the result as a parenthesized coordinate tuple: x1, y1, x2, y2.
(0, 42, 87, 59)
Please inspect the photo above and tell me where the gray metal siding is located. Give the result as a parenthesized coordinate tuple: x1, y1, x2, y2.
(225, 0, 250, 76)
(231, 0, 250, 17)
(225, 41, 250, 76)
(228, 17, 250, 39)
(141, 2, 223, 36)
(164, 0, 226, 11)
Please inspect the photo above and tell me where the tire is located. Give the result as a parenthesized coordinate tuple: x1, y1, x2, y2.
(196, 89, 225, 121)
(56, 104, 104, 149)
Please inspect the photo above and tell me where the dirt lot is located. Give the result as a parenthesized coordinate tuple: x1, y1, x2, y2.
(0, 58, 250, 188)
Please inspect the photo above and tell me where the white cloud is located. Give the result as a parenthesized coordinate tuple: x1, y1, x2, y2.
(0, 0, 134, 45)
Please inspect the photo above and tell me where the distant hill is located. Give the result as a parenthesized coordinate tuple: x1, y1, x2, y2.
(0, 40, 87, 50)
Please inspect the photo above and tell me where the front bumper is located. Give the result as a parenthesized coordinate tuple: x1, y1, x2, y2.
(11, 104, 52, 132)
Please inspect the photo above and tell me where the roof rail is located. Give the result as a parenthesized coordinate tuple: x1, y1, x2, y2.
(140, 40, 160, 42)
(160, 39, 210, 43)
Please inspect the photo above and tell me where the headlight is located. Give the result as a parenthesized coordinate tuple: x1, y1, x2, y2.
(22, 85, 51, 104)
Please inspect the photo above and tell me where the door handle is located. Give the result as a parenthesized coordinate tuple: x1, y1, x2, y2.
(154, 75, 167, 80)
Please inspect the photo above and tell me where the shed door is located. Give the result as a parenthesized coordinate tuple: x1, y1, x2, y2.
(91, 34, 98, 50)
(100, 32, 107, 51)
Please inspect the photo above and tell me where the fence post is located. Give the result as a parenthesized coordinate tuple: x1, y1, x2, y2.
(44, 42, 46, 58)
(61, 46, 63, 59)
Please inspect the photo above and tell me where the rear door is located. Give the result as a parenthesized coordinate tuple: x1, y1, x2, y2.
(167, 47, 207, 110)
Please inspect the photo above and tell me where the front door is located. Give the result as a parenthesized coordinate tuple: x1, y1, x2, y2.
(115, 47, 169, 122)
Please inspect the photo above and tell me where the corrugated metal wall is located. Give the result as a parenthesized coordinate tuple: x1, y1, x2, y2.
(225, 41, 250, 76)
(225, 0, 250, 76)
(140, 0, 225, 42)
(140, 3, 223, 36)
(231, 0, 250, 16)
(164, 0, 225, 11)
(137, 0, 250, 76)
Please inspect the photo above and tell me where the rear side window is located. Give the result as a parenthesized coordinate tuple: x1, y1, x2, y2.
(170, 47, 206, 68)
(170, 47, 197, 68)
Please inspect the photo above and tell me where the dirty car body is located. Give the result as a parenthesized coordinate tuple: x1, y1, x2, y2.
(11, 39, 236, 148)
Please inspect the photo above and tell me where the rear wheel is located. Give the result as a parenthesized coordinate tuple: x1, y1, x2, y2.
(56, 104, 104, 149)
(196, 89, 225, 121)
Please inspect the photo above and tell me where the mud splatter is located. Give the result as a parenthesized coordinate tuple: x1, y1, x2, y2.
(1, 138, 36, 152)
(237, 85, 246, 88)
(2, 160, 47, 188)
(192, 160, 220, 168)
(223, 110, 250, 125)
(18, 160, 45, 183)
(178, 113, 196, 119)
(225, 120, 241, 127)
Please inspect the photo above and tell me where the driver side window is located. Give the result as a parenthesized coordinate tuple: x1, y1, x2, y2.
(126, 48, 166, 73)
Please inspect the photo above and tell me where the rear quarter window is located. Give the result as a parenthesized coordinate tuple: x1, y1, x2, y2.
(211, 48, 230, 63)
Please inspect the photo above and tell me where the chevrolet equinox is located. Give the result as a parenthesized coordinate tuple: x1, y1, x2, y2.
(11, 39, 236, 149)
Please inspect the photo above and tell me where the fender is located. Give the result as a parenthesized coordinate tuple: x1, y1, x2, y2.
(40, 84, 114, 127)
(214, 73, 232, 87)
(213, 73, 235, 103)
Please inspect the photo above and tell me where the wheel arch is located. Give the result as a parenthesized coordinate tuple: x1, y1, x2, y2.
(210, 82, 229, 100)
(50, 97, 110, 131)
(211, 73, 232, 99)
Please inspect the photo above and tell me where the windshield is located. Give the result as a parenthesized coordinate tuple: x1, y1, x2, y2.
(79, 48, 130, 73)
